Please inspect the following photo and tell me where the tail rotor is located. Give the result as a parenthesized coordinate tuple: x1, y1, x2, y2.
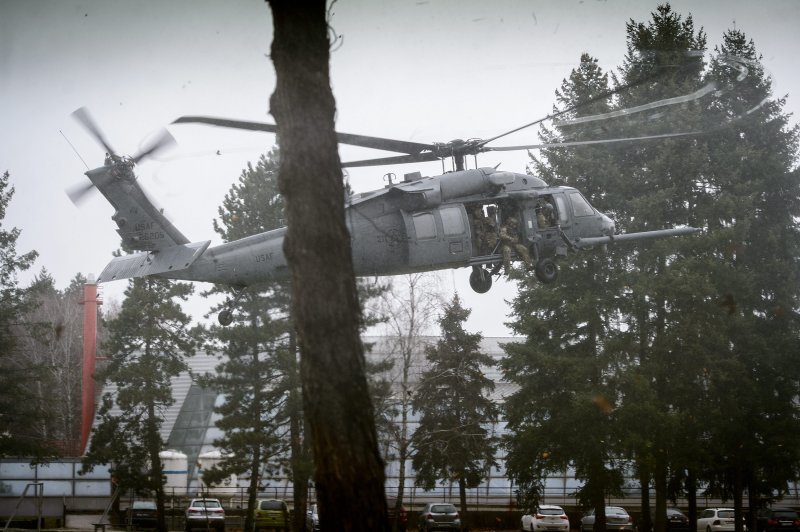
(66, 107, 175, 205)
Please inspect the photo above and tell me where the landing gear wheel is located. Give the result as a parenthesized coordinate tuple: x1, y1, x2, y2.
(218, 309, 233, 326)
(469, 266, 493, 294)
(535, 258, 558, 284)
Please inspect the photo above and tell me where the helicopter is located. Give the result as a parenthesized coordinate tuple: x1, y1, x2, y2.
(68, 108, 699, 326)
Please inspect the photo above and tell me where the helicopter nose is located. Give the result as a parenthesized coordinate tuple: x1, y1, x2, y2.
(601, 213, 616, 236)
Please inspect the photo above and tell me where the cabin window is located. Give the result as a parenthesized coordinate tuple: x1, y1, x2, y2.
(440, 206, 465, 236)
(569, 191, 595, 217)
(413, 212, 437, 239)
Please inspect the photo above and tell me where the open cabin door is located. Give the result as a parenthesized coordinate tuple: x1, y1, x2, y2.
(520, 194, 572, 260)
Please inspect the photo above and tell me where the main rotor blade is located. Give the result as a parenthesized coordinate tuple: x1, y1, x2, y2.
(484, 130, 701, 152)
(172, 116, 278, 134)
(341, 151, 442, 168)
(334, 132, 433, 154)
(72, 107, 116, 156)
(478, 62, 698, 149)
(133, 129, 177, 164)
(172, 115, 434, 154)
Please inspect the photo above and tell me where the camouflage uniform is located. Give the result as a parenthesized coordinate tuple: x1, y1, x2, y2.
(484, 215, 498, 253)
(499, 217, 532, 274)
(471, 207, 488, 254)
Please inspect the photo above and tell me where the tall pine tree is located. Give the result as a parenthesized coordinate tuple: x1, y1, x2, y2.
(0, 170, 50, 459)
(609, 7, 712, 532)
(506, 53, 628, 529)
(700, 28, 800, 530)
(83, 277, 196, 532)
(508, 6, 800, 532)
(411, 295, 497, 529)
(200, 149, 306, 532)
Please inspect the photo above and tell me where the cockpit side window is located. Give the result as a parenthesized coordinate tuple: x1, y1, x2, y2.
(568, 191, 595, 217)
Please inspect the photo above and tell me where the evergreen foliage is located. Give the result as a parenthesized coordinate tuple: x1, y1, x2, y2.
(412, 294, 497, 526)
(505, 5, 799, 532)
(198, 149, 306, 532)
(0, 170, 49, 459)
(83, 276, 196, 532)
(698, 28, 800, 524)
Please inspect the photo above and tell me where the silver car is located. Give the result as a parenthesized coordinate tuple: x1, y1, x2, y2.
(418, 503, 461, 531)
(185, 498, 225, 532)
(581, 506, 635, 532)
(697, 508, 743, 532)
(522, 505, 570, 532)
(305, 503, 320, 531)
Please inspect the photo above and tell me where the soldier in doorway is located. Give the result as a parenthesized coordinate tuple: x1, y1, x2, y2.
(471, 205, 489, 254)
(499, 216, 532, 274)
(484, 205, 499, 253)
(536, 198, 555, 228)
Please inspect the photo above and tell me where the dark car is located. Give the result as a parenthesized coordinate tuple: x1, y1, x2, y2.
(665, 508, 691, 532)
(418, 503, 461, 531)
(757, 508, 800, 532)
(128, 500, 158, 530)
(386, 497, 408, 532)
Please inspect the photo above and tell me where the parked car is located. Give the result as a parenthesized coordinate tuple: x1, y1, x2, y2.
(664, 508, 691, 532)
(127, 500, 158, 529)
(756, 508, 800, 532)
(305, 503, 320, 532)
(386, 497, 409, 532)
(185, 498, 225, 532)
(581, 506, 635, 532)
(521, 504, 570, 532)
(417, 502, 461, 531)
(697, 508, 742, 532)
(253, 499, 289, 531)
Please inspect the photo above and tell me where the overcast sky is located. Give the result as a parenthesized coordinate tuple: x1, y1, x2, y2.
(2, 0, 798, 336)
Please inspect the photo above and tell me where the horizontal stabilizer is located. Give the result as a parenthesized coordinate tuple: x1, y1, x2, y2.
(98, 240, 211, 283)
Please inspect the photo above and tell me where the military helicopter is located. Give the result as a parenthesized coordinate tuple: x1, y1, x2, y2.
(68, 108, 699, 326)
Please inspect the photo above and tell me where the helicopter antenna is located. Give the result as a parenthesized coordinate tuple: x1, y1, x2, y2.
(60, 129, 89, 170)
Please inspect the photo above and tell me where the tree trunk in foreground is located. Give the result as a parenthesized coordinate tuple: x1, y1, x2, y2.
(266, 1, 389, 530)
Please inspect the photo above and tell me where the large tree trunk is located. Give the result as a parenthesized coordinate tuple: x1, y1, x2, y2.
(458, 478, 468, 532)
(266, 2, 389, 531)
(639, 467, 652, 532)
(245, 345, 261, 532)
(147, 403, 167, 532)
(392, 403, 409, 532)
(289, 329, 311, 532)
(686, 469, 697, 532)
(733, 470, 744, 532)
(245, 445, 260, 532)
(654, 458, 668, 532)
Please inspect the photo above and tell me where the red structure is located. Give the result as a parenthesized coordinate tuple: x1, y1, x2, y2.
(80, 277, 102, 454)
